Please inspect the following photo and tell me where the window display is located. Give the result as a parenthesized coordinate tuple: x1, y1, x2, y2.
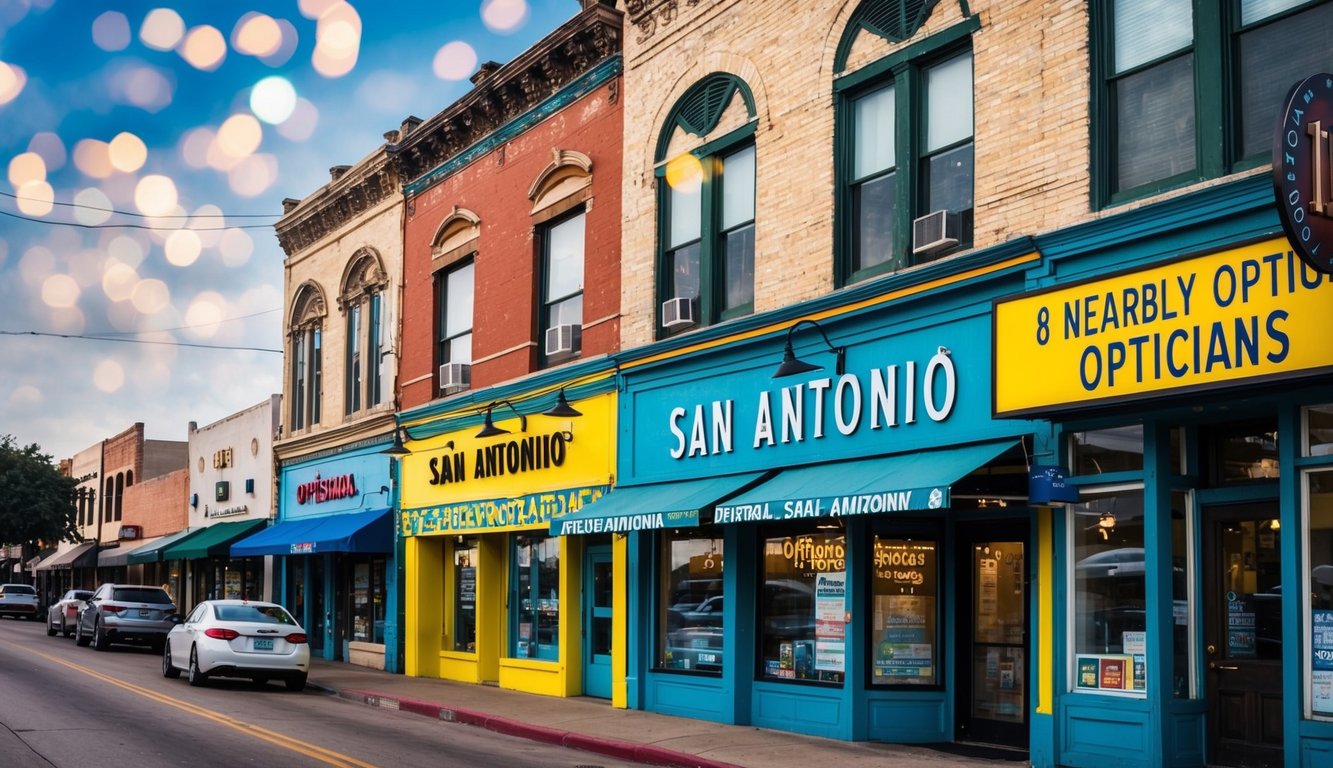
(759, 527, 845, 684)
(454, 537, 478, 652)
(1306, 470, 1333, 718)
(512, 533, 559, 661)
(1071, 487, 1146, 695)
(871, 536, 938, 686)
(659, 529, 723, 673)
(349, 556, 386, 644)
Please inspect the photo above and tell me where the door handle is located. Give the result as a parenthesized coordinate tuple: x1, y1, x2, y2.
(1209, 662, 1239, 671)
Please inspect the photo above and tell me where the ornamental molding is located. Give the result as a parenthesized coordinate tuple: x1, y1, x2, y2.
(392, 4, 622, 190)
(275, 150, 400, 256)
(626, 0, 704, 43)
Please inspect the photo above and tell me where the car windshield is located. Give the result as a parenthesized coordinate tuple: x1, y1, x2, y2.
(4, 585, 36, 595)
(69, 591, 93, 600)
(215, 604, 297, 625)
(112, 588, 171, 604)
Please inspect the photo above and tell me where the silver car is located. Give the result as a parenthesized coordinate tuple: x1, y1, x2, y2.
(0, 583, 39, 621)
(74, 583, 176, 652)
(46, 589, 94, 637)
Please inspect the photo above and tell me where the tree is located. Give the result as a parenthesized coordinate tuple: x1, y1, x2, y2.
(0, 435, 78, 551)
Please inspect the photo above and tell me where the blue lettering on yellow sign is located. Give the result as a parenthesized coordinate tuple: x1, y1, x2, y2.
(400, 485, 608, 536)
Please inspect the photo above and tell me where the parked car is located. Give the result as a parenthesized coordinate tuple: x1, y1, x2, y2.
(46, 589, 94, 637)
(162, 600, 310, 691)
(0, 583, 39, 621)
(74, 583, 175, 652)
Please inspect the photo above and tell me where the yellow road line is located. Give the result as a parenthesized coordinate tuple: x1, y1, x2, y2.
(4, 640, 377, 768)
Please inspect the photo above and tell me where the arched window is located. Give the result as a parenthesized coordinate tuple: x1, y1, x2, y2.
(655, 73, 757, 337)
(340, 249, 389, 416)
(431, 209, 479, 396)
(530, 150, 592, 367)
(289, 282, 326, 431)
(104, 478, 114, 523)
(114, 472, 124, 522)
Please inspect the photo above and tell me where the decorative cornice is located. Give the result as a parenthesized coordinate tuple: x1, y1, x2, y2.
(393, 4, 623, 192)
(275, 147, 400, 257)
(626, 0, 703, 43)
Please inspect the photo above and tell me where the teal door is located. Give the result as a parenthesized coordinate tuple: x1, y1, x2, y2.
(584, 545, 613, 698)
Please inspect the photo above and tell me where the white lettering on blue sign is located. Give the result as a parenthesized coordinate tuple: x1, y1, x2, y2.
(557, 512, 665, 535)
(714, 503, 774, 524)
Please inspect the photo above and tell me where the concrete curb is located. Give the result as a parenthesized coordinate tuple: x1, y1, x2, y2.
(330, 687, 742, 768)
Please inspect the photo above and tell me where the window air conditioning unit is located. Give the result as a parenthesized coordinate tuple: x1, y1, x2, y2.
(911, 210, 960, 256)
(438, 362, 471, 391)
(545, 324, 582, 357)
(661, 297, 696, 329)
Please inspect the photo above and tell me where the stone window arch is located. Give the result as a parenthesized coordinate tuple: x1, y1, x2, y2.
(288, 281, 326, 432)
(339, 248, 390, 416)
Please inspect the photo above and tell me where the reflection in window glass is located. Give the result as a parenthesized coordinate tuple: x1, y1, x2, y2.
(454, 537, 479, 652)
(1237, 1, 1333, 158)
(659, 529, 724, 673)
(1213, 421, 1278, 483)
(512, 534, 559, 661)
(759, 527, 846, 685)
(1308, 470, 1333, 718)
(871, 537, 937, 686)
(1071, 426, 1144, 475)
(1072, 488, 1146, 695)
(1171, 491, 1192, 698)
(1306, 405, 1333, 457)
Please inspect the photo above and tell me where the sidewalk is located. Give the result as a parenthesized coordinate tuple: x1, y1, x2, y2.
(305, 659, 1026, 768)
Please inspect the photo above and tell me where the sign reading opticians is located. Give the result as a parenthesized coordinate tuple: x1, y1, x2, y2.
(993, 238, 1333, 416)
(1274, 73, 1333, 274)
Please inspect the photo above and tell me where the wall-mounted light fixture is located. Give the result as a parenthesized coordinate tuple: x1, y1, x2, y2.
(383, 426, 411, 457)
(476, 400, 527, 438)
(772, 319, 845, 379)
(541, 388, 582, 418)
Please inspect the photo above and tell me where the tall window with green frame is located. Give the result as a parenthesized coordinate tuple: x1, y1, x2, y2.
(656, 74, 757, 336)
(839, 48, 973, 283)
(1097, 0, 1333, 204)
(435, 259, 473, 395)
(539, 209, 585, 366)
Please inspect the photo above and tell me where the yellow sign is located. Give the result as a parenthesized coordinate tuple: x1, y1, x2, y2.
(994, 238, 1333, 415)
(398, 391, 616, 522)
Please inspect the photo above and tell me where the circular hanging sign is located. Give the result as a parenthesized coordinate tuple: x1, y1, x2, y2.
(1273, 72, 1333, 274)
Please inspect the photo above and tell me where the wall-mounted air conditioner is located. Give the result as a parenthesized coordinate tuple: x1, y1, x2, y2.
(545, 324, 582, 357)
(661, 297, 696, 329)
(911, 210, 960, 256)
(439, 362, 471, 391)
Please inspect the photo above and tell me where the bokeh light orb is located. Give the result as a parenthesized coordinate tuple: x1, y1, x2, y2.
(275, 98, 318, 141)
(299, 0, 341, 19)
(41, 273, 80, 308)
(73, 139, 113, 179)
(27, 133, 66, 172)
(481, 0, 529, 33)
(233, 13, 282, 57)
(180, 127, 215, 168)
(8, 385, 43, 409)
(180, 25, 227, 71)
(190, 204, 225, 248)
(218, 228, 254, 267)
(0, 61, 27, 105)
(433, 41, 477, 81)
(228, 154, 278, 197)
(250, 76, 297, 124)
(107, 235, 146, 268)
(73, 187, 113, 225)
(131, 278, 171, 314)
(184, 291, 227, 338)
(665, 153, 704, 194)
(102, 260, 140, 302)
(93, 358, 125, 393)
(260, 19, 300, 67)
(140, 8, 185, 51)
(8, 151, 45, 186)
(92, 10, 131, 51)
(108, 131, 148, 172)
(15, 180, 54, 216)
(134, 174, 178, 216)
(216, 113, 263, 159)
(19, 245, 55, 287)
(123, 66, 173, 112)
(164, 229, 202, 267)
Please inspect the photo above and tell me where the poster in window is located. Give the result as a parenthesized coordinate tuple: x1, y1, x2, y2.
(1313, 610, 1333, 716)
(1099, 657, 1127, 690)
(224, 569, 241, 600)
(1078, 657, 1100, 688)
(873, 594, 933, 680)
(459, 566, 476, 607)
(978, 557, 998, 619)
(1227, 597, 1257, 657)
(1123, 630, 1147, 690)
(354, 563, 370, 606)
(814, 572, 846, 673)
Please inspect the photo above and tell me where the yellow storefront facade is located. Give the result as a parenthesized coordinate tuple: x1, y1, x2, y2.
(398, 386, 623, 700)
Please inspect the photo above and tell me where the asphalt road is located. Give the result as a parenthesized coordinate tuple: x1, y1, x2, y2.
(0, 615, 633, 768)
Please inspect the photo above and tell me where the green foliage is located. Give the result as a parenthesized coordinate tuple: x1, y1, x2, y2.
(0, 435, 79, 550)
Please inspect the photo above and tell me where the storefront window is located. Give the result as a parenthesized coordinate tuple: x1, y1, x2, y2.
(759, 526, 846, 685)
(1070, 425, 1144, 475)
(1307, 470, 1333, 718)
(1305, 404, 1333, 457)
(350, 556, 386, 645)
(1071, 487, 1146, 696)
(512, 533, 559, 661)
(454, 538, 478, 652)
(1211, 420, 1278, 483)
(870, 535, 938, 686)
(1171, 490, 1193, 699)
(659, 529, 723, 673)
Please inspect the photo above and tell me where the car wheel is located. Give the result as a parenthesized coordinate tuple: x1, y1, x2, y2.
(74, 618, 90, 647)
(285, 673, 307, 692)
(187, 646, 206, 687)
(46, 615, 57, 636)
(92, 620, 110, 652)
(162, 643, 180, 679)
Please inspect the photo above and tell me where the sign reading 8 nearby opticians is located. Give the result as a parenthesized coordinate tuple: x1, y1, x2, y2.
(993, 238, 1333, 417)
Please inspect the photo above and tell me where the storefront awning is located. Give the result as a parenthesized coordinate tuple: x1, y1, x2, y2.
(550, 472, 767, 536)
(126, 529, 198, 564)
(713, 441, 1020, 523)
(230, 508, 392, 557)
(97, 545, 133, 569)
(160, 519, 267, 561)
(27, 547, 56, 570)
(35, 542, 98, 571)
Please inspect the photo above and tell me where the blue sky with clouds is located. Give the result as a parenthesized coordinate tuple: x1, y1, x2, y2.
(0, 0, 575, 461)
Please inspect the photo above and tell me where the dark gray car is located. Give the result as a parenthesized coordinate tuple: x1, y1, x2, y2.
(75, 584, 176, 652)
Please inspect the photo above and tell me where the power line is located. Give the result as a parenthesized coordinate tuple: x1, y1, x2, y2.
(0, 330, 281, 354)
(0, 208, 277, 230)
(0, 190, 281, 218)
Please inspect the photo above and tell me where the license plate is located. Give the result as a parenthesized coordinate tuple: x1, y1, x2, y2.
(254, 638, 274, 651)
(139, 609, 150, 617)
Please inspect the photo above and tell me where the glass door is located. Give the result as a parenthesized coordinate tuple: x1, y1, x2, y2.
(957, 523, 1028, 748)
(584, 544, 613, 698)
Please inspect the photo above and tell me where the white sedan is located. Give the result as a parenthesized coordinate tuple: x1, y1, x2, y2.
(162, 600, 310, 691)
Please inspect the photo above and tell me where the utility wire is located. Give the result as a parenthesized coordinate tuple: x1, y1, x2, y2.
(0, 208, 277, 230)
(0, 190, 281, 218)
(0, 330, 281, 354)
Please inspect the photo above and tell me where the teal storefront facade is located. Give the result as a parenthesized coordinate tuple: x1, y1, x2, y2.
(556, 238, 1046, 748)
(994, 174, 1333, 768)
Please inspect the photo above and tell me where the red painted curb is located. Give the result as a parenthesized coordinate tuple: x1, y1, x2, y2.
(333, 688, 740, 768)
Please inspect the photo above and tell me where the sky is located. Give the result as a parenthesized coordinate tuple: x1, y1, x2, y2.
(0, 0, 577, 462)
